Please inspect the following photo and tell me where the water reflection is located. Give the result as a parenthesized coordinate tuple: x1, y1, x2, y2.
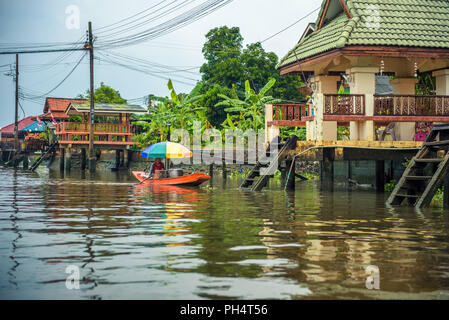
(1, 167, 449, 299)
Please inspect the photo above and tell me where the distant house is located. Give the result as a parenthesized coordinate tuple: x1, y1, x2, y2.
(55, 102, 147, 149)
(40, 97, 88, 122)
(0, 116, 36, 142)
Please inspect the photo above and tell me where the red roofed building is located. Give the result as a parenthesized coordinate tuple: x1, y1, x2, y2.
(40, 97, 88, 122)
(0, 116, 36, 142)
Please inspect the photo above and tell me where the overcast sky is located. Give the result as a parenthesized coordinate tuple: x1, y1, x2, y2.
(0, 0, 321, 128)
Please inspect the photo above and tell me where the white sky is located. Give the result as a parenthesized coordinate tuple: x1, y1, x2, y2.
(0, 0, 322, 127)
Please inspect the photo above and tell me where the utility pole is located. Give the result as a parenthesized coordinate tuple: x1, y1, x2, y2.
(14, 54, 19, 162)
(86, 21, 96, 172)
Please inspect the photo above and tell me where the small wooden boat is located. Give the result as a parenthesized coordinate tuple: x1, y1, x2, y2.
(132, 171, 210, 187)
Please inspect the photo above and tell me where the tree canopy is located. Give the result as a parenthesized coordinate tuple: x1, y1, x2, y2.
(78, 82, 127, 104)
(199, 26, 305, 127)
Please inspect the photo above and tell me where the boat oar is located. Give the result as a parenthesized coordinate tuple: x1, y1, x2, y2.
(139, 174, 153, 185)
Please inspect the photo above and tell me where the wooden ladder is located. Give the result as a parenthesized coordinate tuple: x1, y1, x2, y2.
(240, 135, 299, 191)
(29, 142, 57, 172)
(386, 124, 449, 209)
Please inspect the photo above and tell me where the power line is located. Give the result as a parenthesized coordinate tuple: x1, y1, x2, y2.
(260, 7, 320, 43)
(96, 0, 233, 49)
(20, 52, 87, 99)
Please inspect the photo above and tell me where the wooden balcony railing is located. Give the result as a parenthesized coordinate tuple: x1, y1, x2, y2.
(324, 94, 365, 115)
(374, 95, 449, 116)
(273, 104, 308, 121)
(56, 122, 134, 133)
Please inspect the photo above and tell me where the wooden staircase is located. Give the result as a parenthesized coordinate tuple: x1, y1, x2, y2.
(240, 136, 299, 191)
(386, 124, 449, 208)
(29, 142, 57, 172)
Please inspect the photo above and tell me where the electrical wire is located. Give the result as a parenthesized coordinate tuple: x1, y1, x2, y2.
(260, 7, 320, 43)
(20, 52, 87, 99)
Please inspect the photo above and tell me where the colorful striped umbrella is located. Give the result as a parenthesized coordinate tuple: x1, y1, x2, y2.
(141, 142, 192, 159)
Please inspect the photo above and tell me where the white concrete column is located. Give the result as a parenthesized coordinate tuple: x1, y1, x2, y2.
(433, 69, 449, 95)
(265, 104, 279, 146)
(309, 75, 340, 142)
(346, 67, 379, 141)
(390, 78, 419, 141)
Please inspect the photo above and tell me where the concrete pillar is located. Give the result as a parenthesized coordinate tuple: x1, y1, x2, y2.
(59, 148, 65, 171)
(320, 148, 334, 191)
(309, 75, 340, 141)
(375, 160, 385, 193)
(65, 148, 72, 172)
(346, 67, 379, 141)
(391, 78, 419, 141)
(433, 69, 449, 95)
(265, 104, 280, 146)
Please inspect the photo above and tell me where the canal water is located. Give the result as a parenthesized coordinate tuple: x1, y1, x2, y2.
(1, 166, 449, 300)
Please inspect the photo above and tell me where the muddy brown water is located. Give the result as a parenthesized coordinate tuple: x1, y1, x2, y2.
(1, 166, 449, 299)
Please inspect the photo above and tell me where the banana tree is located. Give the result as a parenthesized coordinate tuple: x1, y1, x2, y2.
(167, 80, 205, 130)
(216, 78, 281, 132)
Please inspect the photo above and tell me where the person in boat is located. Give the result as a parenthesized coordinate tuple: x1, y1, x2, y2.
(146, 158, 165, 179)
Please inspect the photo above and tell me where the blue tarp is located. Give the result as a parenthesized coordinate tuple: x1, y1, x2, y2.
(20, 121, 47, 132)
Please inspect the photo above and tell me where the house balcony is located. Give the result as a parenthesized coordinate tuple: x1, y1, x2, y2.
(55, 122, 138, 147)
(267, 104, 311, 127)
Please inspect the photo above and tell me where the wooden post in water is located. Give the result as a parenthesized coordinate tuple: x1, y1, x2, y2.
(81, 148, 87, 170)
(65, 148, 71, 172)
(444, 174, 449, 210)
(87, 21, 96, 173)
(59, 148, 65, 171)
(209, 163, 214, 178)
(124, 150, 130, 168)
(115, 150, 120, 169)
(286, 158, 296, 191)
(376, 160, 385, 193)
(119, 150, 124, 167)
(222, 159, 227, 179)
(320, 148, 334, 192)
(22, 156, 29, 170)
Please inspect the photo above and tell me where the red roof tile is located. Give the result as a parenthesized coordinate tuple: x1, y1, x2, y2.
(0, 116, 36, 134)
(44, 97, 88, 113)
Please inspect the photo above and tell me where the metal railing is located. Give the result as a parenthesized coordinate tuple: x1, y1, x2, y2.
(374, 95, 449, 116)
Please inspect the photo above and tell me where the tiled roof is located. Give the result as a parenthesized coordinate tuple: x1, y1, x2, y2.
(278, 0, 449, 69)
(0, 116, 36, 134)
(67, 103, 147, 114)
(44, 97, 88, 113)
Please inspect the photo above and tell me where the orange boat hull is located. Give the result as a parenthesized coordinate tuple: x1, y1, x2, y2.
(132, 171, 210, 186)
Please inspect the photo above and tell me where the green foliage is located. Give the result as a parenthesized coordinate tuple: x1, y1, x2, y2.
(200, 26, 305, 127)
(385, 180, 397, 192)
(338, 126, 350, 140)
(281, 127, 306, 141)
(216, 79, 281, 132)
(68, 115, 82, 122)
(78, 82, 127, 104)
(133, 80, 207, 148)
(416, 74, 436, 95)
